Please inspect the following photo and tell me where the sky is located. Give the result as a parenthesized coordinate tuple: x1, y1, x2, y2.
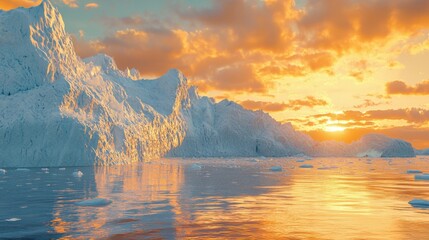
(1, 0, 429, 148)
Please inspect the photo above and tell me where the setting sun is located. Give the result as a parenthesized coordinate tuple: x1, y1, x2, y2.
(324, 126, 346, 132)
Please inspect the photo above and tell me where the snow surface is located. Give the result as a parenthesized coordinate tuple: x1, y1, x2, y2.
(0, 0, 418, 167)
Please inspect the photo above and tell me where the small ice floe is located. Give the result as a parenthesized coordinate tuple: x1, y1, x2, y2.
(16, 168, 30, 171)
(59, 168, 66, 171)
(407, 170, 422, 174)
(409, 199, 429, 208)
(415, 174, 429, 180)
(41, 168, 49, 171)
(0, 169, 6, 174)
(317, 166, 337, 170)
(296, 160, 305, 163)
(270, 166, 283, 172)
(299, 164, 314, 169)
(75, 198, 112, 207)
(72, 171, 83, 177)
(190, 163, 202, 170)
(5, 218, 21, 222)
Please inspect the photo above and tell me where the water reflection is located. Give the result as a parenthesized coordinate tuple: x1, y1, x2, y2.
(1, 157, 429, 239)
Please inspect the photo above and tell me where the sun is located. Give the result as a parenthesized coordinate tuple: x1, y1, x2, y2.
(324, 126, 346, 132)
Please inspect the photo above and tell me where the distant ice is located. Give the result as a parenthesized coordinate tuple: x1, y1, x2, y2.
(415, 174, 429, 180)
(5, 218, 21, 222)
(72, 171, 83, 177)
(16, 168, 30, 171)
(59, 168, 66, 171)
(318, 166, 338, 170)
(407, 170, 422, 174)
(0, 169, 6, 174)
(409, 199, 429, 208)
(296, 160, 305, 162)
(75, 198, 112, 207)
(299, 164, 314, 168)
(190, 163, 202, 170)
(270, 166, 283, 172)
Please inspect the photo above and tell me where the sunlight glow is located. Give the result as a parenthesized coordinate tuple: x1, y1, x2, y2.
(324, 126, 345, 132)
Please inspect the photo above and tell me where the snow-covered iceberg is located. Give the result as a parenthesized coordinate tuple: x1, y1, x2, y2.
(0, 1, 417, 167)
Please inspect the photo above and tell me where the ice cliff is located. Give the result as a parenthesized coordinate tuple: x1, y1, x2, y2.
(0, 1, 416, 167)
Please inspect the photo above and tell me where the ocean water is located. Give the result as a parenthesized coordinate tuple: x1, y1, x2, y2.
(1, 157, 429, 239)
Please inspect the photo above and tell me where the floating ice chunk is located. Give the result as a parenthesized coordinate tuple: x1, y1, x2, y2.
(16, 168, 30, 171)
(270, 166, 283, 172)
(72, 171, 83, 177)
(190, 163, 202, 170)
(407, 170, 422, 174)
(299, 164, 314, 168)
(5, 218, 21, 222)
(75, 198, 112, 207)
(0, 169, 6, 174)
(415, 173, 429, 180)
(415, 174, 429, 180)
(59, 168, 66, 171)
(318, 166, 338, 170)
(296, 160, 305, 163)
(41, 168, 49, 171)
(409, 199, 429, 208)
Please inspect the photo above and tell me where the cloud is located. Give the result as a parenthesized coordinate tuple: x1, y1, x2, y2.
(297, 0, 429, 53)
(386, 80, 429, 95)
(70, 0, 429, 98)
(240, 100, 288, 112)
(240, 96, 328, 112)
(0, 0, 40, 10)
(312, 108, 429, 124)
(353, 99, 390, 108)
(85, 3, 98, 9)
(62, 0, 78, 8)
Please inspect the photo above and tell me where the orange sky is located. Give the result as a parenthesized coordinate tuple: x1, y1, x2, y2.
(2, 0, 429, 148)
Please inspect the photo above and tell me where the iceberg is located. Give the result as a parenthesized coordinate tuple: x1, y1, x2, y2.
(0, 0, 418, 167)
(299, 164, 314, 169)
(406, 170, 422, 174)
(415, 148, 429, 156)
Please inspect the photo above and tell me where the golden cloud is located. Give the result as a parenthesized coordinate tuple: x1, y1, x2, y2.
(0, 0, 40, 10)
(386, 80, 429, 95)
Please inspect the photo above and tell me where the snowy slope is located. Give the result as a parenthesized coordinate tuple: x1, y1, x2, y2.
(168, 89, 315, 157)
(0, 1, 416, 167)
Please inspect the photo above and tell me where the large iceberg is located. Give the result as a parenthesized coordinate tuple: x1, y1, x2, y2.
(0, 1, 417, 167)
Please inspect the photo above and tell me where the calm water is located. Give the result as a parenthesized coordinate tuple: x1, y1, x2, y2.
(1, 157, 429, 239)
